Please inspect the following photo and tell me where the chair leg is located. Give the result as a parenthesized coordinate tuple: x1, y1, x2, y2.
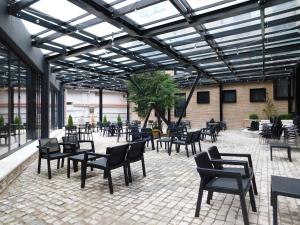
(107, 170, 114, 194)
(195, 185, 204, 217)
(81, 162, 87, 188)
(198, 141, 202, 152)
(252, 175, 258, 195)
(61, 158, 64, 168)
(249, 185, 257, 212)
(127, 163, 132, 183)
(207, 191, 213, 204)
(57, 159, 60, 169)
(240, 193, 250, 225)
(123, 165, 129, 186)
(67, 158, 71, 178)
(47, 159, 52, 179)
(37, 154, 41, 174)
(142, 157, 146, 177)
(185, 145, 189, 158)
(156, 141, 159, 152)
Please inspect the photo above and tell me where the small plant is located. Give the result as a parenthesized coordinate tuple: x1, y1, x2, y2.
(67, 115, 74, 127)
(102, 115, 108, 126)
(263, 93, 277, 119)
(249, 114, 259, 120)
(278, 113, 293, 120)
(14, 116, 22, 125)
(117, 114, 122, 124)
(0, 115, 4, 126)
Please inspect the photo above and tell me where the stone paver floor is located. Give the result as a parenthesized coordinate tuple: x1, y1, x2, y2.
(0, 130, 300, 225)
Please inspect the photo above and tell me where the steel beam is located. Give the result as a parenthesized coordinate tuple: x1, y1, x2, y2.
(176, 72, 201, 126)
(8, 0, 40, 15)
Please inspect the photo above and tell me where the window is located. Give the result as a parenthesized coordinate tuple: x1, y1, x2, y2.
(250, 88, 266, 102)
(222, 90, 236, 103)
(197, 91, 210, 104)
(66, 102, 73, 105)
(273, 80, 289, 100)
(174, 93, 186, 117)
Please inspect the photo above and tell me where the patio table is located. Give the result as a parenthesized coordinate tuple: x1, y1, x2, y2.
(271, 175, 300, 225)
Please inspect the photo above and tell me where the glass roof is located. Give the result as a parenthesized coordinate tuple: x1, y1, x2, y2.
(10, 0, 300, 89)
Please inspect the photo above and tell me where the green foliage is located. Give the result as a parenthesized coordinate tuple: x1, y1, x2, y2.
(249, 114, 258, 120)
(0, 115, 4, 126)
(102, 115, 108, 125)
(67, 115, 74, 127)
(262, 93, 277, 119)
(14, 116, 22, 125)
(127, 71, 179, 118)
(117, 114, 122, 123)
(278, 113, 294, 120)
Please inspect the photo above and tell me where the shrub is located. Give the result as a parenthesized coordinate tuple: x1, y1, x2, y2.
(14, 116, 22, 125)
(117, 114, 122, 123)
(278, 113, 293, 120)
(103, 115, 108, 125)
(249, 114, 259, 120)
(67, 115, 74, 127)
(0, 115, 4, 126)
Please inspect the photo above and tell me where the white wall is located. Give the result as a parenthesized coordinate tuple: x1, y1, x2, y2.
(65, 89, 128, 124)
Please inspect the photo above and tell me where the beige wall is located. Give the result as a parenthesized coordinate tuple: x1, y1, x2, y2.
(130, 81, 289, 129)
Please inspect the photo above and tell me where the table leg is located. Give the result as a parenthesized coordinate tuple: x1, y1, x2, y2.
(67, 158, 70, 178)
(270, 147, 273, 161)
(288, 147, 292, 162)
(272, 194, 278, 225)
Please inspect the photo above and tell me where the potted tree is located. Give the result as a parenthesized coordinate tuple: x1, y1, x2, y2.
(67, 115, 74, 128)
(117, 114, 122, 126)
(102, 115, 108, 126)
(263, 93, 277, 120)
(127, 70, 179, 136)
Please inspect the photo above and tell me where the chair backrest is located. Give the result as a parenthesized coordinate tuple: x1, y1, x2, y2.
(194, 152, 215, 186)
(127, 141, 146, 161)
(208, 146, 223, 169)
(62, 135, 80, 152)
(39, 138, 60, 153)
(185, 132, 194, 144)
(106, 144, 129, 167)
(141, 128, 152, 138)
(192, 130, 201, 142)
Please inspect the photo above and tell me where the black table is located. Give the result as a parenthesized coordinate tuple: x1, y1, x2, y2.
(270, 142, 291, 162)
(67, 153, 97, 187)
(271, 175, 300, 225)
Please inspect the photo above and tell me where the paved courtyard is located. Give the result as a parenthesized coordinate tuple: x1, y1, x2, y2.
(0, 130, 299, 225)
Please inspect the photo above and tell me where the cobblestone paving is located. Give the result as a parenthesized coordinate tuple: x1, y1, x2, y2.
(0, 130, 299, 225)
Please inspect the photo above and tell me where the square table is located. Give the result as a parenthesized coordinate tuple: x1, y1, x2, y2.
(67, 153, 97, 188)
(271, 175, 300, 225)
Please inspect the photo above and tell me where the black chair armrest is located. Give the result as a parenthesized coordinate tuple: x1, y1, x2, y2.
(197, 167, 242, 179)
(36, 146, 50, 155)
(219, 153, 253, 168)
(85, 152, 109, 159)
(211, 159, 250, 177)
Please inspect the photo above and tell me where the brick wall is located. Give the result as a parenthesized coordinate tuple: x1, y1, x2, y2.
(130, 81, 289, 129)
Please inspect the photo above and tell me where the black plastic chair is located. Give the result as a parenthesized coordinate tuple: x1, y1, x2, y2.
(208, 146, 258, 195)
(81, 144, 129, 194)
(37, 138, 72, 179)
(192, 130, 202, 152)
(170, 132, 195, 157)
(126, 141, 146, 183)
(194, 152, 256, 225)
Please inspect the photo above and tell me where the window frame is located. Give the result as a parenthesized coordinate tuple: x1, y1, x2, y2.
(174, 93, 186, 117)
(197, 91, 210, 104)
(222, 90, 237, 103)
(250, 88, 266, 102)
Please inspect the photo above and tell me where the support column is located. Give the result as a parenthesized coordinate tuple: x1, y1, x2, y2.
(168, 108, 171, 123)
(219, 82, 223, 121)
(99, 88, 103, 122)
(176, 72, 201, 126)
(57, 84, 64, 129)
(288, 78, 292, 114)
(295, 65, 300, 115)
(126, 92, 130, 122)
(26, 67, 37, 140)
(41, 62, 50, 138)
(51, 89, 55, 130)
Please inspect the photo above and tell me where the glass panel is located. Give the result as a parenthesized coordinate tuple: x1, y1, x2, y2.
(21, 20, 46, 35)
(52, 36, 82, 47)
(0, 43, 9, 156)
(84, 22, 120, 37)
(126, 1, 179, 25)
(31, 0, 87, 21)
